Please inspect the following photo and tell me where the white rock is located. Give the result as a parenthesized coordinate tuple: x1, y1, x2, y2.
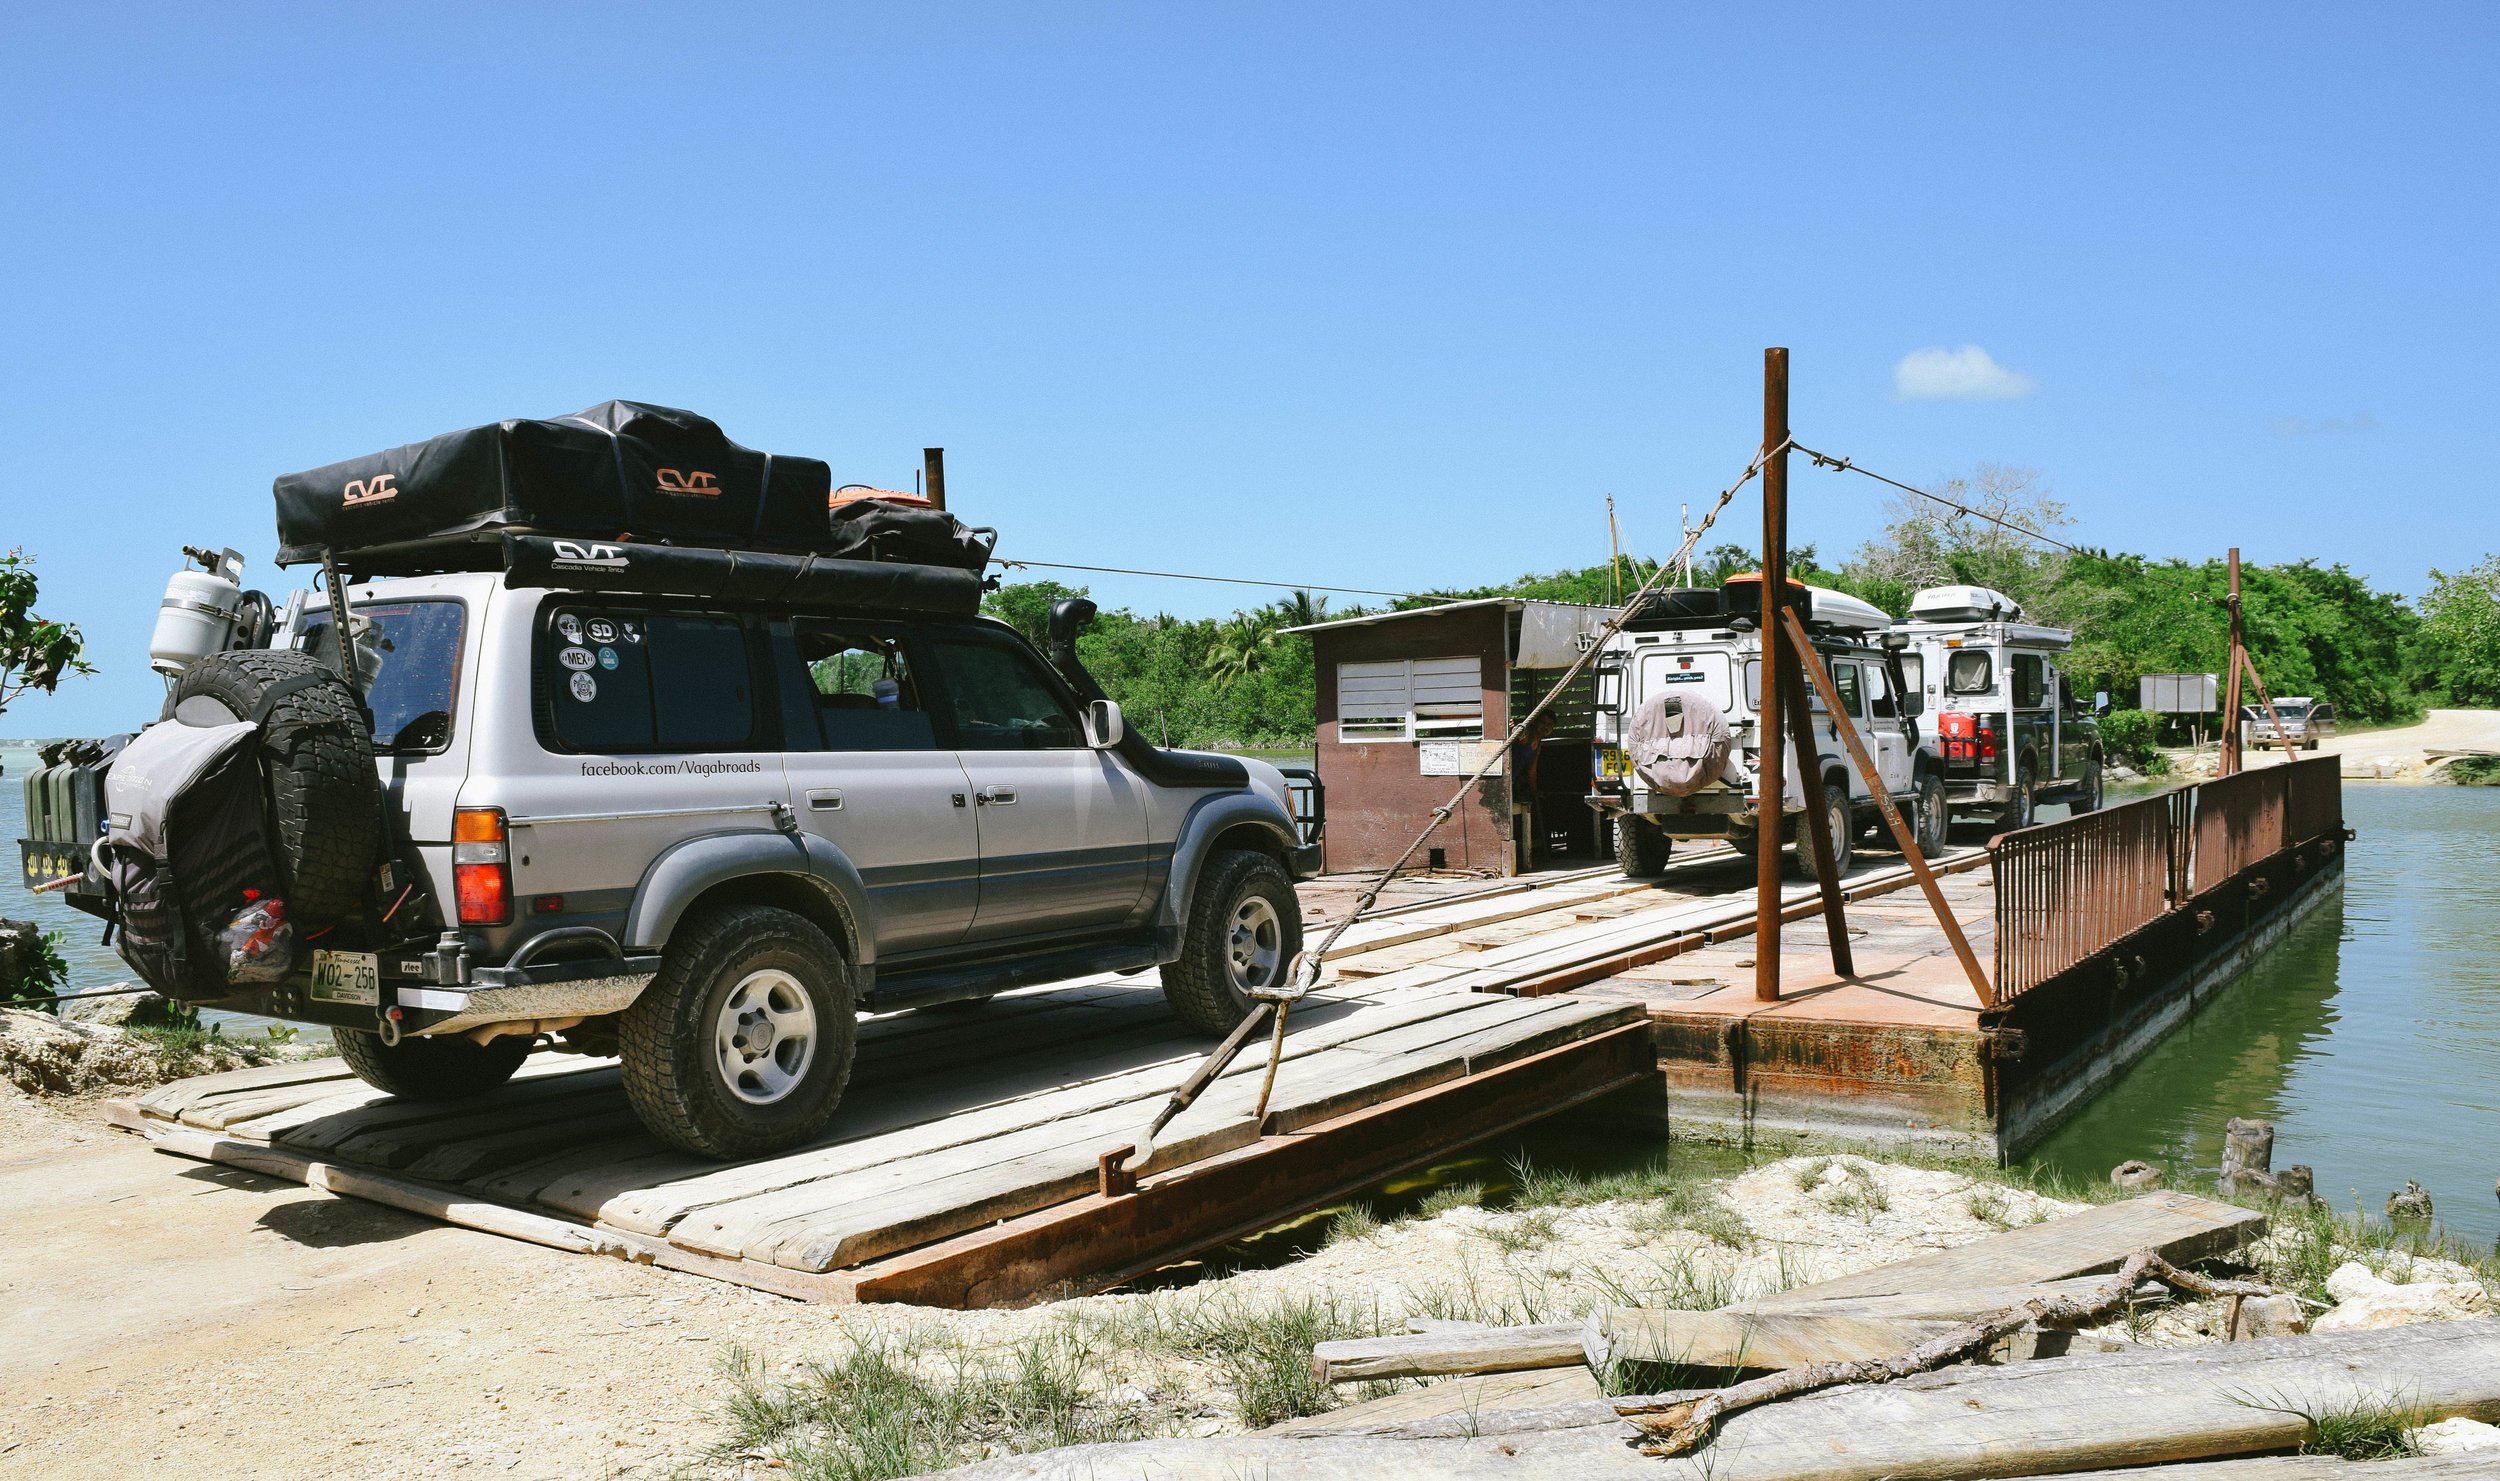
(2311, 1263, 2489, 1332)
(2408, 1417, 2500, 1455)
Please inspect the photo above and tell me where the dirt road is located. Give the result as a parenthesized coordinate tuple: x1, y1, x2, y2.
(2202, 707, 2500, 779)
(0, 1086, 950, 1480)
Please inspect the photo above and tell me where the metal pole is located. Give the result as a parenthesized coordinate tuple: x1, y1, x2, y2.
(1781, 643, 1853, 975)
(923, 448, 947, 512)
(1756, 348, 1789, 1003)
(2220, 548, 2243, 776)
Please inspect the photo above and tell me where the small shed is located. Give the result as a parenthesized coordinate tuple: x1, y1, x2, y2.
(1284, 598, 1611, 875)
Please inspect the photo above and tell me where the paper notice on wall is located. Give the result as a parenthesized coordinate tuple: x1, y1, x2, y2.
(1418, 740, 1505, 777)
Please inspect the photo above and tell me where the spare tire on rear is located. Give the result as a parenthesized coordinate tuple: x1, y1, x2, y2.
(169, 650, 380, 925)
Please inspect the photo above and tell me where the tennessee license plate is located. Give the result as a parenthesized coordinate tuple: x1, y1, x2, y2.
(1599, 747, 1631, 777)
(309, 949, 380, 1006)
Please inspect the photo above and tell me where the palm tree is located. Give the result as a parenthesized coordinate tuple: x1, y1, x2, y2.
(1272, 589, 1329, 629)
(1202, 611, 1280, 688)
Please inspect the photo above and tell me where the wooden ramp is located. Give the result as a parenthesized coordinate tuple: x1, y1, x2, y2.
(107, 976, 1650, 1307)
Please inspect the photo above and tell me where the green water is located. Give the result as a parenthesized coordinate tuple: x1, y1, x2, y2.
(2025, 784, 2500, 1247)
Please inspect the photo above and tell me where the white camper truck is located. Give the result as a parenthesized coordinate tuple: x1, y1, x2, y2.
(1586, 575, 1949, 880)
(1889, 584, 2104, 830)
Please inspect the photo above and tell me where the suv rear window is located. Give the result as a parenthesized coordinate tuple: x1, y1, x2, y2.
(301, 599, 465, 753)
(546, 609, 757, 753)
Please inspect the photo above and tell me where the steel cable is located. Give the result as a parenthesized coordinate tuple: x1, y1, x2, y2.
(1790, 443, 2084, 554)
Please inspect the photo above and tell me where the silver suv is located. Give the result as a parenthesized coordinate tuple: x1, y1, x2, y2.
(225, 572, 1317, 1157)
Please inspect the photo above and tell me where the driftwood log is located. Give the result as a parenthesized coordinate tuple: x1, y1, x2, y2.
(1614, 1247, 2274, 1458)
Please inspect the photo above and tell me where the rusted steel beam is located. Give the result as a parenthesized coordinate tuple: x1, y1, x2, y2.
(1781, 608, 1994, 1009)
(1781, 643, 1854, 976)
(1757, 348, 1790, 1003)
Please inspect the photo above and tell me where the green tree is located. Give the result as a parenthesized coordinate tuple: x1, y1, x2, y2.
(1202, 610, 1281, 688)
(2421, 556, 2500, 705)
(0, 550, 93, 718)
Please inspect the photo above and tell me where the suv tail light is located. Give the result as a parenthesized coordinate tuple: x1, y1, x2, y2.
(1978, 724, 1998, 763)
(453, 807, 511, 926)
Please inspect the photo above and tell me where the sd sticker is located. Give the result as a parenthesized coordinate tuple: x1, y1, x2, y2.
(559, 646, 596, 671)
(569, 672, 598, 703)
(587, 618, 618, 644)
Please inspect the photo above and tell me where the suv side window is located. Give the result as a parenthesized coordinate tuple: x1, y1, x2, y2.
(2012, 654, 2046, 709)
(927, 637, 1086, 750)
(1831, 663, 1865, 718)
(1866, 663, 1896, 719)
(547, 609, 756, 753)
(791, 623, 936, 752)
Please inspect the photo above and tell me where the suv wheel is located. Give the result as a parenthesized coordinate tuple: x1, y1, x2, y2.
(2073, 758, 2104, 814)
(1161, 849, 1302, 1037)
(1912, 772, 1951, 857)
(1795, 778, 1853, 882)
(335, 1027, 532, 1101)
(620, 905, 857, 1159)
(1614, 816, 1672, 878)
(2000, 760, 2037, 833)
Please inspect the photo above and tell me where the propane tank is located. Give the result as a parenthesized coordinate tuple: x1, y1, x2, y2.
(149, 546, 248, 678)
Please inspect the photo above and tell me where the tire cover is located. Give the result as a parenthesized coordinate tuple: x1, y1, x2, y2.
(1625, 690, 1736, 797)
(169, 650, 381, 926)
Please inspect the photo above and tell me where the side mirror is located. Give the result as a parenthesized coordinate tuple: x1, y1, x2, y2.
(1084, 698, 1125, 750)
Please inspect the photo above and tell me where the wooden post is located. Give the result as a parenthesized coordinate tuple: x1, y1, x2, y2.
(2220, 548, 2242, 776)
(1756, 349, 1789, 1003)
(923, 448, 947, 512)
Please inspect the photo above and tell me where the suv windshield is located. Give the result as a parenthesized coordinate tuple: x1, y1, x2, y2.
(301, 599, 466, 752)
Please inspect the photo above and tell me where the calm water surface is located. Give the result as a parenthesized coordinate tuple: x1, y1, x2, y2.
(2026, 783, 2500, 1247)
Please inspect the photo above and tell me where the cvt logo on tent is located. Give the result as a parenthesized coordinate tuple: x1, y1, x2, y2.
(550, 541, 630, 571)
(341, 474, 398, 507)
(656, 468, 720, 497)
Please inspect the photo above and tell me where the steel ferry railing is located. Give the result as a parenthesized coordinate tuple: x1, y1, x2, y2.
(1991, 756, 2341, 1003)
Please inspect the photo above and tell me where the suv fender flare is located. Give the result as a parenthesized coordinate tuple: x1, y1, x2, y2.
(623, 830, 875, 968)
(1155, 792, 1302, 937)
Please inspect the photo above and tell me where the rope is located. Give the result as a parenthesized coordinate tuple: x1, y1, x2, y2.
(1790, 443, 2084, 554)
(6, 984, 154, 1007)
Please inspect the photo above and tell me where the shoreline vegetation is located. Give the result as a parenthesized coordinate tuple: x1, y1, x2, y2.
(697, 1148, 2497, 1480)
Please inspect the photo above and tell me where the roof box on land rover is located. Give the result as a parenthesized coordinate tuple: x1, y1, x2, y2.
(272, 401, 835, 573)
(501, 535, 987, 617)
(1908, 584, 2023, 623)
(1627, 575, 1890, 635)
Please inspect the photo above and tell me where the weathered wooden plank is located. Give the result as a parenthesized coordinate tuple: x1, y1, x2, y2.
(321, 1068, 629, 1167)
(1312, 1323, 1585, 1382)
(400, 1108, 652, 1182)
(1266, 1366, 1607, 1435)
(585, 990, 1498, 1235)
(271, 1059, 619, 1153)
(1588, 1307, 1957, 1372)
(1725, 1276, 2161, 1323)
(1744, 1191, 2265, 1308)
(132, 1055, 358, 1116)
(844, 1023, 1655, 1307)
(928, 1321, 2500, 1480)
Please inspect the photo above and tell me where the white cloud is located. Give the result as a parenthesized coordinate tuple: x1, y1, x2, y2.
(1894, 345, 2038, 402)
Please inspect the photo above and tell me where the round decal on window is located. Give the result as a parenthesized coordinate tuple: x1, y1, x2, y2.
(556, 614, 584, 644)
(587, 618, 618, 644)
(618, 620, 643, 644)
(559, 646, 596, 671)
(568, 672, 598, 703)
(598, 646, 618, 670)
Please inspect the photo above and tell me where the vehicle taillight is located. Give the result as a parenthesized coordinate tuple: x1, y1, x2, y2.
(453, 807, 511, 926)
(1978, 725, 1998, 762)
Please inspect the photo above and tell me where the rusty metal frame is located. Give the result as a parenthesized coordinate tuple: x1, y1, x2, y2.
(1779, 607, 1995, 1008)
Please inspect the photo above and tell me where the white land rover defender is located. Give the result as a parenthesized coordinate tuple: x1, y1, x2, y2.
(1888, 584, 2104, 830)
(36, 403, 1320, 1158)
(1586, 575, 1950, 880)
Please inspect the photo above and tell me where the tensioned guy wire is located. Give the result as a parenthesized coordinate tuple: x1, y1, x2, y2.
(1792, 444, 2085, 555)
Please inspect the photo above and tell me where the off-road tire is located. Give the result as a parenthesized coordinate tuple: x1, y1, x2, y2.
(1795, 778, 1854, 882)
(1912, 772, 1951, 857)
(169, 650, 380, 925)
(1726, 827, 1762, 863)
(1999, 760, 2038, 834)
(2073, 758, 2104, 814)
(1614, 815, 1672, 878)
(335, 1027, 532, 1101)
(620, 905, 857, 1159)
(1160, 849, 1302, 1037)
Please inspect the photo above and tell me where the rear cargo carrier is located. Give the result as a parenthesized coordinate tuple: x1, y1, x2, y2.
(274, 401, 837, 572)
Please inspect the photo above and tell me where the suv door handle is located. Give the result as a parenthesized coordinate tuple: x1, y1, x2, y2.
(978, 785, 1017, 805)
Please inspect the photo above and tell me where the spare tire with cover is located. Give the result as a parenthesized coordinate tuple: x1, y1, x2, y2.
(168, 650, 382, 925)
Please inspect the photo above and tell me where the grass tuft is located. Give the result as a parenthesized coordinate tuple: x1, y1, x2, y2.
(1416, 1181, 1485, 1219)
(1323, 1203, 1381, 1248)
(2227, 1387, 2429, 1461)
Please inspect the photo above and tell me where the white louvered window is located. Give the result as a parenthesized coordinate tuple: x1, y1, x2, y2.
(1336, 656, 1483, 742)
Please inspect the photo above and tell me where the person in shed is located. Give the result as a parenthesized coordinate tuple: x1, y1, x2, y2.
(1510, 709, 1556, 868)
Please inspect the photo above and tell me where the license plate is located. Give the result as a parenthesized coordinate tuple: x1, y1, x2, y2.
(1599, 747, 1631, 777)
(310, 950, 380, 1006)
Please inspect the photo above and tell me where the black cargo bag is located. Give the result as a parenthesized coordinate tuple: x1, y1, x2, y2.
(273, 401, 836, 571)
(823, 499, 999, 572)
(92, 720, 290, 1002)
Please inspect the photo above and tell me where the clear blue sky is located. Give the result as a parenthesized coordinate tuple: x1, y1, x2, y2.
(5, 3, 2492, 736)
